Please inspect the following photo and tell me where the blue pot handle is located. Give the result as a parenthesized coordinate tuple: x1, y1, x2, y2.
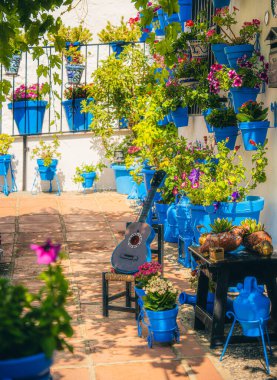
(244, 276, 258, 293)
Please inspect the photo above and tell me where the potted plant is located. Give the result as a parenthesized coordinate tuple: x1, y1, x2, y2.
(98, 17, 141, 57)
(165, 78, 188, 127)
(205, 107, 238, 150)
(4, 35, 26, 76)
(181, 16, 209, 59)
(134, 261, 162, 298)
(62, 84, 94, 131)
(49, 23, 93, 47)
(8, 83, 47, 135)
(142, 276, 179, 344)
(0, 134, 15, 177)
(73, 162, 105, 189)
(201, 93, 225, 133)
(0, 240, 73, 379)
(205, 28, 229, 65)
(154, 187, 175, 225)
(64, 46, 85, 85)
(31, 136, 61, 181)
(237, 101, 270, 151)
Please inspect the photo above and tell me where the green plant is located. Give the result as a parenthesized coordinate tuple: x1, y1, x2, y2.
(205, 107, 237, 128)
(134, 262, 162, 289)
(64, 46, 85, 65)
(98, 17, 141, 43)
(63, 84, 93, 100)
(0, 240, 73, 360)
(49, 24, 93, 45)
(143, 276, 178, 311)
(0, 134, 14, 155)
(237, 101, 268, 122)
(173, 58, 209, 83)
(31, 135, 61, 167)
(241, 218, 265, 234)
(73, 163, 106, 184)
(12, 83, 46, 102)
(210, 218, 233, 234)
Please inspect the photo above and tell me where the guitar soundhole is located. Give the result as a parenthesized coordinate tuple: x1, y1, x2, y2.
(128, 233, 142, 248)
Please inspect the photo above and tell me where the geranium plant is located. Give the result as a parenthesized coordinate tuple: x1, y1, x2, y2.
(0, 134, 14, 155)
(31, 135, 61, 167)
(98, 17, 141, 43)
(134, 262, 162, 289)
(64, 46, 85, 65)
(143, 276, 178, 311)
(236, 101, 268, 122)
(0, 240, 73, 360)
(64, 83, 93, 100)
(205, 107, 237, 128)
(73, 162, 105, 184)
(12, 83, 46, 101)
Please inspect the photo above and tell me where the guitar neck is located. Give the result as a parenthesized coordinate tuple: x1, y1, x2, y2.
(138, 187, 158, 223)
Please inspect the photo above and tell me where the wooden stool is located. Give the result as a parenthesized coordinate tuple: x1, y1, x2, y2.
(102, 224, 164, 318)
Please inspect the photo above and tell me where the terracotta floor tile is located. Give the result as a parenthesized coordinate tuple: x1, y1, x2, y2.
(66, 231, 114, 242)
(51, 367, 90, 380)
(0, 233, 15, 244)
(18, 207, 59, 215)
(68, 240, 116, 251)
(17, 232, 64, 244)
(95, 361, 189, 380)
(65, 221, 107, 232)
(54, 341, 89, 367)
(0, 223, 16, 232)
(0, 208, 16, 217)
(174, 334, 206, 358)
(0, 216, 16, 224)
(187, 356, 223, 380)
(19, 214, 61, 223)
(63, 213, 105, 222)
(19, 223, 62, 232)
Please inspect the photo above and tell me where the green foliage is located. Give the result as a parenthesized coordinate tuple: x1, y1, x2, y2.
(64, 46, 85, 65)
(73, 162, 106, 184)
(31, 135, 61, 167)
(98, 17, 141, 43)
(64, 84, 93, 100)
(0, 134, 14, 155)
(237, 101, 268, 122)
(0, 264, 73, 360)
(241, 218, 265, 234)
(142, 276, 178, 311)
(210, 218, 233, 233)
(205, 107, 237, 128)
(48, 23, 92, 45)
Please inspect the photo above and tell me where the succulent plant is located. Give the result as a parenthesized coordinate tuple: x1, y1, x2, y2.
(241, 218, 265, 234)
(210, 218, 233, 234)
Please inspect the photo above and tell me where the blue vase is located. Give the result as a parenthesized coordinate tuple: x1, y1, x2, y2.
(0, 353, 53, 380)
(211, 44, 229, 65)
(0, 154, 12, 176)
(81, 172, 96, 189)
(110, 41, 126, 57)
(111, 164, 134, 195)
(155, 202, 170, 224)
(146, 305, 178, 342)
(171, 106, 189, 128)
(214, 126, 238, 150)
(230, 87, 260, 113)
(65, 64, 85, 85)
(178, 0, 192, 22)
(207, 196, 264, 226)
(119, 117, 128, 129)
(8, 100, 47, 135)
(62, 98, 93, 131)
(179, 291, 233, 314)
(224, 44, 254, 70)
(5, 54, 22, 75)
(164, 202, 179, 243)
(190, 204, 211, 244)
(176, 196, 194, 238)
(213, 0, 230, 8)
(37, 159, 58, 181)
(202, 109, 214, 133)
(233, 276, 270, 337)
(239, 121, 270, 151)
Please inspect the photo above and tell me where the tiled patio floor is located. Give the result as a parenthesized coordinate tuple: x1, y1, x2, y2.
(0, 191, 232, 380)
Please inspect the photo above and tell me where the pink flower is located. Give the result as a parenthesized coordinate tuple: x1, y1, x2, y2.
(206, 29, 216, 38)
(192, 182, 199, 189)
(30, 239, 61, 265)
(172, 187, 178, 196)
(181, 172, 186, 180)
(181, 182, 186, 188)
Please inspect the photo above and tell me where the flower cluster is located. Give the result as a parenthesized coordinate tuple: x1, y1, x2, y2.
(13, 83, 45, 102)
(237, 101, 268, 122)
(127, 146, 141, 154)
(236, 53, 269, 88)
(31, 239, 61, 265)
(129, 13, 140, 26)
(207, 64, 242, 94)
(134, 261, 162, 288)
(143, 276, 178, 311)
(64, 83, 93, 100)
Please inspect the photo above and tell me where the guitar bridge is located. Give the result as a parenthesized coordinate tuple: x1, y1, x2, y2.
(119, 254, 139, 261)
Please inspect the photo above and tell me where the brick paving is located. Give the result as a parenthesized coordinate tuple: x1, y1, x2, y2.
(0, 191, 232, 380)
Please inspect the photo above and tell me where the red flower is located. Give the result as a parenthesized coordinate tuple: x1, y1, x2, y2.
(234, 145, 241, 151)
(233, 6, 239, 11)
(185, 20, 194, 27)
(128, 146, 141, 154)
(225, 137, 230, 142)
(249, 139, 257, 146)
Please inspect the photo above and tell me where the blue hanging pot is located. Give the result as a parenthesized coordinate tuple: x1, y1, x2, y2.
(213, 0, 230, 8)
(145, 305, 178, 342)
(178, 0, 192, 22)
(5, 54, 22, 76)
(233, 276, 270, 337)
(110, 41, 126, 57)
(65, 64, 85, 85)
(202, 109, 214, 133)
(171, 106, 189, 128)
(81, 172, 96, 189)
(62, 98, 94, 131)
(211, 44, 229, 65)
(224, 44, 254, 70)
(239, 121, 270, 151)
(230, 87, 260, 113)
(37, 159, 58, 181)
(214, 126, 238, 150)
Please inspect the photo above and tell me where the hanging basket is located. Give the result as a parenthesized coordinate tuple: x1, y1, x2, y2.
(224, 44, 254, 70)
(188, 40, 208, 59)
(65, 64, 85, 85)
(229, 87, 260, 113)
(5, 54, 22, 76)
(239, 121, 270, 150)
(211, 44, 229, 65)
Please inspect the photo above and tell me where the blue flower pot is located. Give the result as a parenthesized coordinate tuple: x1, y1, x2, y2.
(37, 159, 58, 181)
(171, 106, 189, 128)
(0, 154, 12, 176)
(207, 196, 264, 226)
(164, 203, 179, 243)
(119, 117, 128, 129)
(157, 114, 168, 126)
(62, 98, 93, 131)
(239, 121, 270, 151)
(157, 9, 167, 30)
(213, 0, 230, 8)
(155, 202, 170, 224)
(214, 126, 238, 150)
(230, 87, 260, 113)
(81, 172, 96, 189)
(179, 291, 215, 314)
(190, 204, 211, 244)
(202, 109, 214, 133)
(8, 100, 47, 135)
(0, 353, 53, 379)
(134, 286, 146, 299)
(164, 12, 180, 26)
(111, 41, 126, 57)
(178, 0, 192, 22)
(211, 44, 229, 65)
(146, 305, 178, 343)
(233, 277, 270, 337)
(224, 44, 254, 70)
(65, 64, 85, 85)
(176, 196, 194, 240)
(167, 112, 174, 123)
(141, 168, 162, 202)
(111, 164, 134, 195)
(5, 54, 22, 75)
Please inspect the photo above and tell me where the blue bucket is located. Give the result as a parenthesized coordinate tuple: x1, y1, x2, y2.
(146, 305, 178, 342)
(211, 44, 229, 65)
(171, 106, 189, 128)
(155, 202, 170, 224)
(81, 172, 96, 189)
(214, 126, 238, 150)
(202, 109, 214, 133)
(0, 154, 12, 176)
(230, 87, 259, 113)
(178, 0, 192, 22)
(62, 98, 93, 131)
(37, 159, 58, 181)
(190, 204, 211, 244)
(239, 121, 270, 151)
(111, 164, 134, 194)
(8, 100, 47, 135)
(213, 0, 230, 8)
(224, 44, 254, 70)
(0, 353, 53, 379)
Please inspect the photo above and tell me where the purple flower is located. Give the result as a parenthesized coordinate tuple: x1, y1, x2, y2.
(188, 168, 200, 185)
(30, 239, 61, 265)
(213, 202, 220, 212)
(231, 191, 240, 202)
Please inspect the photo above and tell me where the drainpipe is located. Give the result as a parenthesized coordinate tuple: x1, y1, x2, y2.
(22, 135, 28, 191)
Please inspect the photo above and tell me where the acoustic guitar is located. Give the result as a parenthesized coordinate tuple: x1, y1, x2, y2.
(111, 170, 166, 274)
